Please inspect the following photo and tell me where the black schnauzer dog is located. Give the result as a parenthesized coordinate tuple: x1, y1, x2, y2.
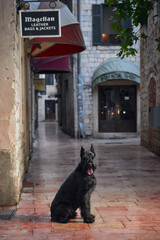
(50, 145, 97, 223)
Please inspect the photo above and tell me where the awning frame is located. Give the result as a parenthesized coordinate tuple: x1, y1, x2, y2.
(92, 59, 140, 88)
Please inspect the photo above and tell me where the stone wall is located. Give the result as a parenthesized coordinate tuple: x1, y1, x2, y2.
(0, 0, 31, 205)
(57, 71, 76, 138)
(140, 1, 160, 156)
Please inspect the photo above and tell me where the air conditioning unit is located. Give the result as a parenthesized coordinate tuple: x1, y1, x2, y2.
(149, 106, 160, 127)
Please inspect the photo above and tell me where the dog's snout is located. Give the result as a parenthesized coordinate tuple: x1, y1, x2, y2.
(88, 162, 93, 169)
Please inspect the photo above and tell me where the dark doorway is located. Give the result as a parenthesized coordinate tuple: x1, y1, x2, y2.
(45, 100, 55, 120)
(99, 86, 136, 132)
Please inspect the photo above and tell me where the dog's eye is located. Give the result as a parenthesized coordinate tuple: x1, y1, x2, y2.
(82, 157, 87, 161)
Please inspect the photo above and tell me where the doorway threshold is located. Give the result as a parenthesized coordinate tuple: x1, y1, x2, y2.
(94, 132, 140, 139)
(105, 142, 123, 144)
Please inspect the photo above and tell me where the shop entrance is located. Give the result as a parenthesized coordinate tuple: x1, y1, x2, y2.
(45, 100, 56, 120)
(99, 86, 136, 132)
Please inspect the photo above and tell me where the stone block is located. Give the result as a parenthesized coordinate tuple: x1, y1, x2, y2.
(0, 151, 20, 206)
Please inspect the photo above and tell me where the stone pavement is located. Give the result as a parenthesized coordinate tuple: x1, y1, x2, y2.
(1, 122, 160, 240)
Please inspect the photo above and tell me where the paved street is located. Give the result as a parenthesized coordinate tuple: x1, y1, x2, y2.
(1, 122, 160, 239)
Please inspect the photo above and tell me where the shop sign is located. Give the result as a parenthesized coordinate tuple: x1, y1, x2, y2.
(33, 78, 45, 90)
(20, 10, 61, 38)
(100, 72, 136, 82)
(92, 71, 140, 88)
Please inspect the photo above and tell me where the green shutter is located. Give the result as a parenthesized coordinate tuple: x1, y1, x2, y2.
(92, 5, 102, 45)
(121, 17, 132, 30)
(121, 16, 132, 44)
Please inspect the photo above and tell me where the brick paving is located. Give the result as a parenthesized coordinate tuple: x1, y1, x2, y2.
(1, 122, 160, 239)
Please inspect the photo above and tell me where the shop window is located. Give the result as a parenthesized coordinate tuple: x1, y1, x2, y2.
(92, 4, 131, 46)
(45, 74, 54, 85)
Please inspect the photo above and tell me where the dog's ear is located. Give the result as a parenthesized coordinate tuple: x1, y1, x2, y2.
(90, 144, 96, 157)
(80, 146, 85, 158)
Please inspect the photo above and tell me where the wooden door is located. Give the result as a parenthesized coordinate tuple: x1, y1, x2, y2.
(45, 100, 55, 120)
(99, 86, 136, 132)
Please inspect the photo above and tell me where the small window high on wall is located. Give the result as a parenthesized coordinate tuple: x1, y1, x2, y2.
(92, 4, 131, 46)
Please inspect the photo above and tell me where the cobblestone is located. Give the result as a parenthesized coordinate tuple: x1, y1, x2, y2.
(1, 122, 160, 239)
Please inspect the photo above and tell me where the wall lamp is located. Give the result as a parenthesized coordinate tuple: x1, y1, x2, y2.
(16, 0, 57, 12)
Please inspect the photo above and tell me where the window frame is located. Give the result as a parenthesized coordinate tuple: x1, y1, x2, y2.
(92, 4, 131, 46)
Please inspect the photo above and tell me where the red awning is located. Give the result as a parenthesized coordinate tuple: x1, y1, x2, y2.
(31, 56, 72, 73)
(30, 1, 86, 58)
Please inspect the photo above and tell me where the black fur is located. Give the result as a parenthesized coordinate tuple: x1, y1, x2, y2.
(50, 144, 97, 223)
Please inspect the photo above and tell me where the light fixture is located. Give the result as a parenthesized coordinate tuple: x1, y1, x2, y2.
(102, 33, 108, 44)
(16, 0, 57, 12)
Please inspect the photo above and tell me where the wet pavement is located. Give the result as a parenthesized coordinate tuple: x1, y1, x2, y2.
(1, 122, 160, 239)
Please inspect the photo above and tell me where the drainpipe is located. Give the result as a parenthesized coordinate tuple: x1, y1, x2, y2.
(77, 0, 84, 138)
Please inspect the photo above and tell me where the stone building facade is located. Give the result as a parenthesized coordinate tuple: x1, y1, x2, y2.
(57, 69, 78, 137)
(0, 0, 85, 206)
(80, 0, 140, 138)
(58, 0, 140, 139)
(140, 1, 160, 156)
(0, 0, 33, 205)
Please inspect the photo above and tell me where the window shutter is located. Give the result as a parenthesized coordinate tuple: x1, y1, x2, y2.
(121, 17, 132, 43)
(92, 5, 102, 45)
(121, 17, 132, 30)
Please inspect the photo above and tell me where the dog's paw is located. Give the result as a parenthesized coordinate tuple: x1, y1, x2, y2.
(51, 216, 69, 223)
(69, 211, 77, 218)
(51, 216, 56, 222)
(59, 217, 69, 223)
(83, 214, 95, 223)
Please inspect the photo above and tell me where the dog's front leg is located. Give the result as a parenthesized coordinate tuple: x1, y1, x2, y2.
(80, 193, 95, 223)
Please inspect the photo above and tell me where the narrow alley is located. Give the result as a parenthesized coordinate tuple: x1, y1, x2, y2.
(1, 122, 160, 239)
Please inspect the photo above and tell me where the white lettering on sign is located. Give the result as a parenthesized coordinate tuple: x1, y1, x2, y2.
(20, 10, 61, 38)
(24, 26, 56, 32)
(31, 23, 49, 27)
(25, 27, 35, 31)
(39, 26, 56, 31)
(25, 16, 55, 23)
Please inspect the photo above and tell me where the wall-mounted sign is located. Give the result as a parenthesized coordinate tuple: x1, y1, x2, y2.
(33, 78, 45, 91)
(20, 10, 61, 38)
(92, 71, 139, 88)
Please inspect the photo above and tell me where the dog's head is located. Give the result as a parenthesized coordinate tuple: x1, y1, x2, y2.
(80, 144, 96, 176)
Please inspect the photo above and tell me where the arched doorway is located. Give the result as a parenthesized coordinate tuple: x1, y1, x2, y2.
(92, 58, 140, 136)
